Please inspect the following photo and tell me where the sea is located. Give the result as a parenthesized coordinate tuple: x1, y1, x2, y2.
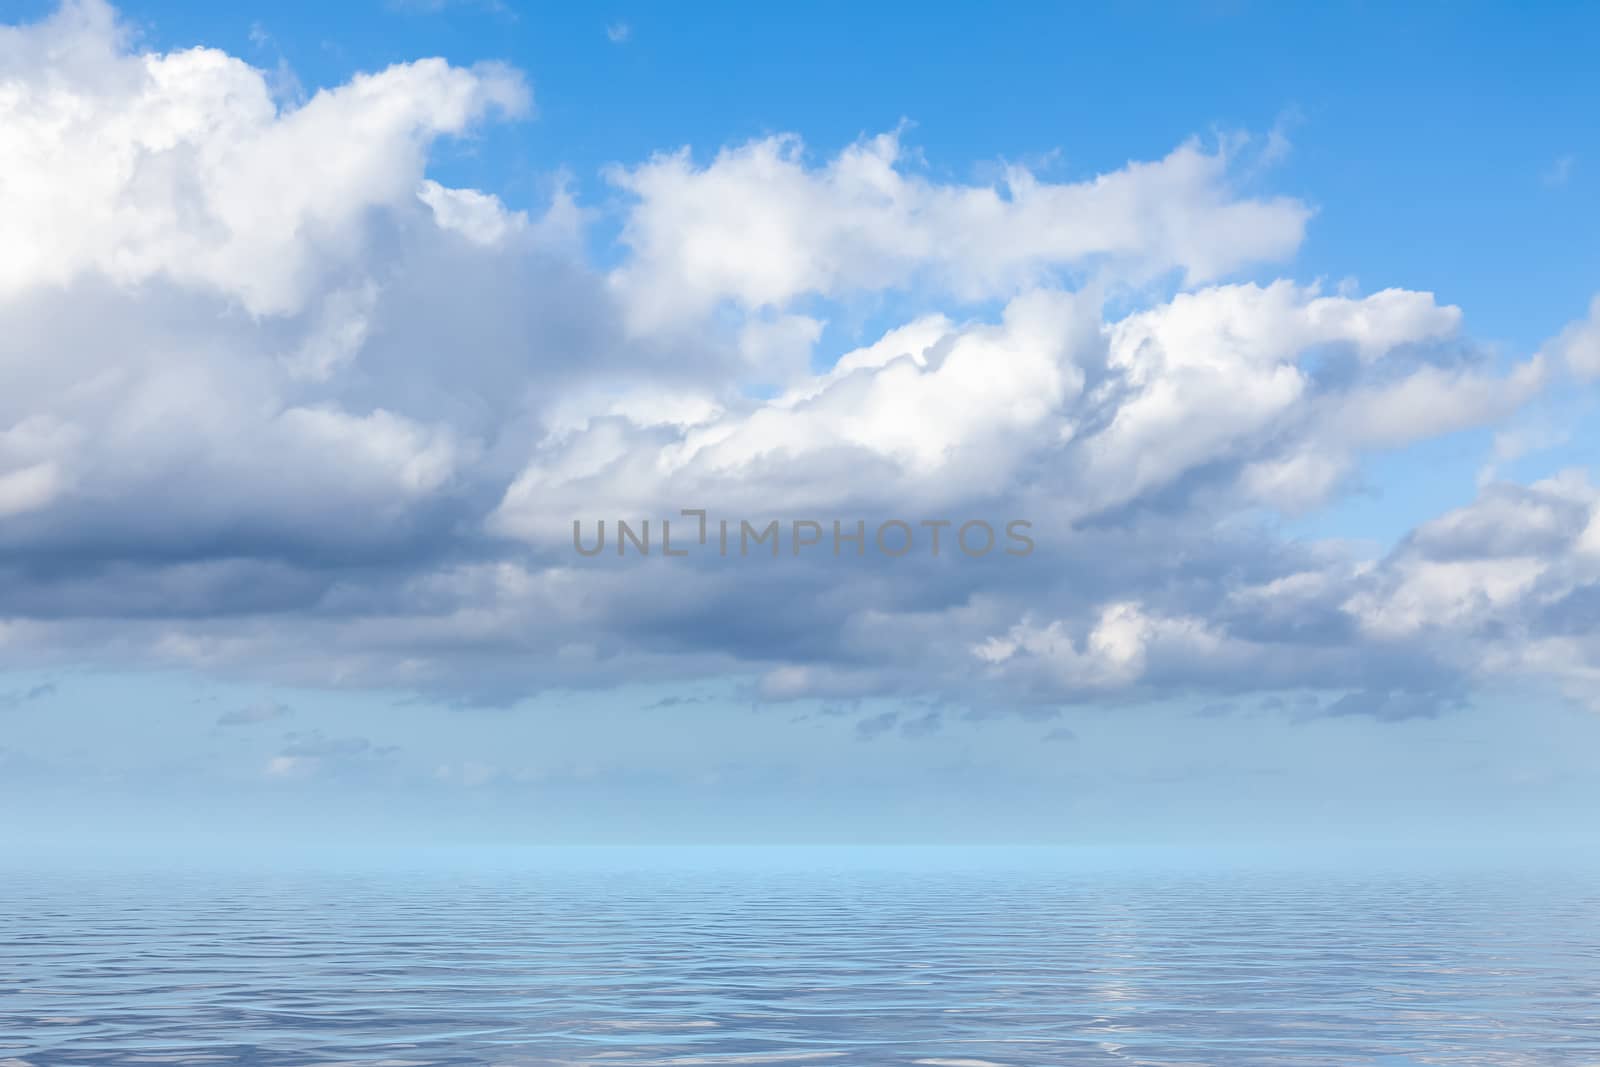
(3, 846, 1598, 1066)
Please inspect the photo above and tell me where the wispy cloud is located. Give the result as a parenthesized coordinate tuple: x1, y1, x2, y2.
(265, 731, 400, 779)
(388, 0, 509, 13)
(856, 710, 943, 740)
(1543, 154, 1575, 187)
(217, 702, 293, 727)
(0, 682, 57, 711)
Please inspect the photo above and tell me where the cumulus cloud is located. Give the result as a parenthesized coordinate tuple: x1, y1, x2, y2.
(491, 279, 1514, 546)
(975, 603, 1231, 693)
(1342, 471, 1600, 704)
(1544, 295, 1600, 379)
(606, 129, 1310, 333)
(0, 1, 1596, 725)
(0, 0, 613, 601)
(0, 0, 528, 315)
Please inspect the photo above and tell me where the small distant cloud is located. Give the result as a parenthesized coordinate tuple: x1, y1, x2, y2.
(855, 709, 942, 740)
(265, 731, 399, 778)
(1313, 688, 1465, 723)
(1258, 105, 1303, 169)
(0, 745, 51, 778)
(280, 731, 394, 759)
(1195, 701, 1236, 718)
(1260, 694, 1319, 715)
(0, 682, 57, 710)
(1543, 154, 1575, 188)
(435, 761, 499, 787)
(217, 702, 292, 727)
(265, 754, 314, 778)
(646, 694, 707, 709)
(606, 21, 631, 44)
(1042, 726, 1078, 742)
(855, 711, 898, 740)
(387, 0, 514, 17)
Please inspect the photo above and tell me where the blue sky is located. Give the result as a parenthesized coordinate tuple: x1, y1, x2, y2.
(2, 0, 1599, 849)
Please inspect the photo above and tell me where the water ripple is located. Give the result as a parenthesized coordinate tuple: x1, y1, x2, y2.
(2, 856, 1598, 1065)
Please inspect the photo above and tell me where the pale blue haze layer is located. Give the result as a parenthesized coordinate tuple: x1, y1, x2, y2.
(4, 848, 1598, 1065)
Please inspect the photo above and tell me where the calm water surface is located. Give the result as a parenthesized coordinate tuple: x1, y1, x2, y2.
(2, 849, 1597, 1066)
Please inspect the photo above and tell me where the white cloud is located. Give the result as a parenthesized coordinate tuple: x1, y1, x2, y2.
(974, 602, 1223, 690)
(276, 406, 467, 496)
(489, 287, 1101, 542)
(492, 280, 1498, 545)
(1543, 154, 1575, 188)
(0, 462, 62, 518)
(265, 754, 312, 778)
(1544, 295, 1600, 379)
(0, 0, 529, 315)
(282, 282, 381, 382)
(1340, 471, 1600, 704)
(606, 129, 1311, 333)
(417, 179, 527, 246)
(0, 1, 565, 570)
(1084, 282, 1464, 512)
(0, 1, 1596, 721)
